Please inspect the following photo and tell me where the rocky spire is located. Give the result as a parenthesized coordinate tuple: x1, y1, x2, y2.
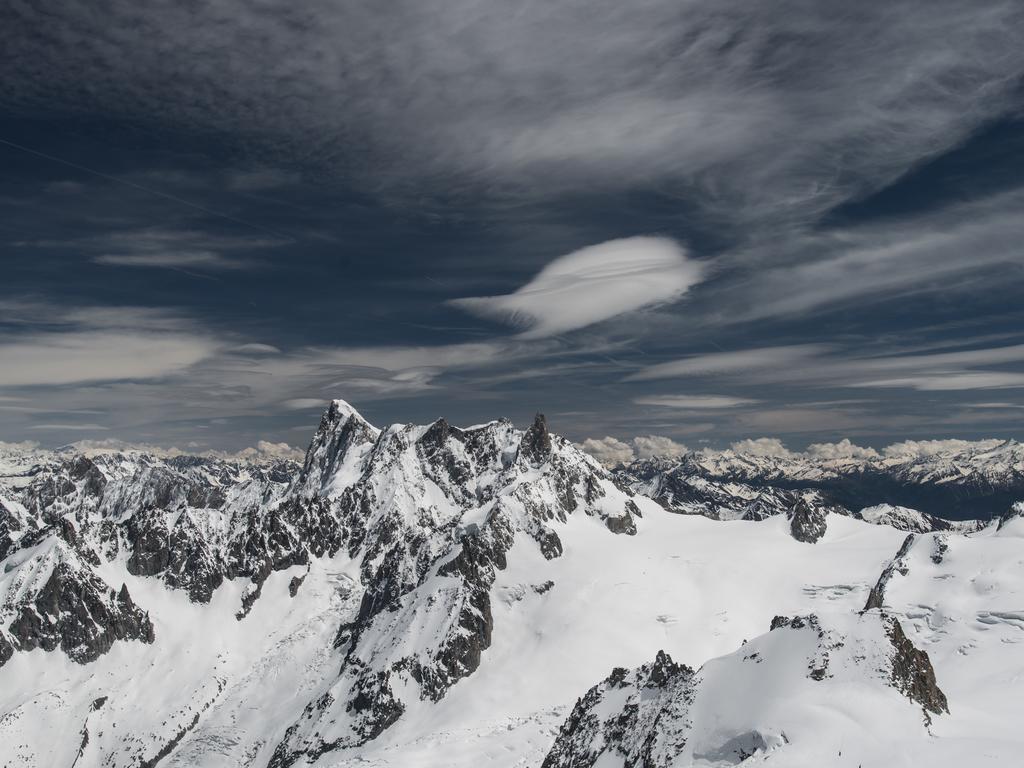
(518, 413, 552, 465)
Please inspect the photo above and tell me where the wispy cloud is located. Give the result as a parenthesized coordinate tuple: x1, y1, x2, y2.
(451, 237, 703, 338)
(628, 340, 1024, 393)
(29, 423, 109, 431)
(4, 1, 1021, 223)
(634, 394, 756, 409)
(627, 345, 828, 381)
(94, 251, 247, 270)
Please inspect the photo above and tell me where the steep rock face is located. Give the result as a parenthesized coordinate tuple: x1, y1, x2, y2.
(2, 539, 154, 664)
(544, 612, 947, 768)
(885, 614, 949, 718)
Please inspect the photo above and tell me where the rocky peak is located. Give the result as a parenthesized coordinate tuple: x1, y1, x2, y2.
(518, 412, 552, 465)
(295, 399, 380, 497)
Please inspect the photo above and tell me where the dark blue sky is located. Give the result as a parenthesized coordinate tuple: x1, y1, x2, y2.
(1, 0, 1023, 456)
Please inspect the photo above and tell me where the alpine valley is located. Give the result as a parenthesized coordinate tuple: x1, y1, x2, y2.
(1, 401, 1023, 768)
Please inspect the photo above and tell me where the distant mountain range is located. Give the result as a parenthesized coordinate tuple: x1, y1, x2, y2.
(1, 402, 1022, 767)
(615, 438, 1024, 522)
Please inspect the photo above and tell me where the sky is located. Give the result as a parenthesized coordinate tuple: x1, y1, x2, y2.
(1, 0, 1024, 455)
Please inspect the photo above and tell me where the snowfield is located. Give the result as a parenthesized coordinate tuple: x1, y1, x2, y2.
(0, 403, 1022, 767)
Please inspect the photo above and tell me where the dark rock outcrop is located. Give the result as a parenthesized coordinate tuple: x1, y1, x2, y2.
(788, 499, 827, 543)
(884, 615, 948, 718)
(519, 413, 553, 465)
(864, 534, 916, 611)
(8, 562, 154, 664)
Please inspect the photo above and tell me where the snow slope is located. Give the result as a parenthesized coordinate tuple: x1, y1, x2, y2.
(0, 402, 1022, 767)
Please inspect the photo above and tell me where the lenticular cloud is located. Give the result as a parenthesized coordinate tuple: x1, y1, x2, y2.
(450, 236, 702, 338)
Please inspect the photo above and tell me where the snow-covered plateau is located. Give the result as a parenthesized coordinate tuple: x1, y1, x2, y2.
(1, 401, 1022, 767)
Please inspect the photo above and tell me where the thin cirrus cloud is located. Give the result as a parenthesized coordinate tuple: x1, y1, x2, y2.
(450, 237, 703, 338)
(94, 251, 247, 270)
(634, 395, 756, 409)
(0, 302, 220, 388)
(628, 340, 1024, 393)
(4, 1, 1023, 223)
(626, 345, 829, 381)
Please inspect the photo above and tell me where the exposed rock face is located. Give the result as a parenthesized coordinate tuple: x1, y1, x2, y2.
(864, 534, 916, 611)
(0, 631, 12, 669)
(884, 615, 949, 718)
(519, 413, 553, 465)
(788, 499, 828, 543)
(6, 546, 154, 664)
(542, 650, 694, 768)
(543, 612, 947, 768)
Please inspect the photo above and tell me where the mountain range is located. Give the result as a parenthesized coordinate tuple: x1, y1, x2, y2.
(1, 401, 1022, 767)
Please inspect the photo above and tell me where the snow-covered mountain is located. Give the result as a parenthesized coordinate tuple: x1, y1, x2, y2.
(618, 440, 1024, 523)
(1, 402, 1022, 767)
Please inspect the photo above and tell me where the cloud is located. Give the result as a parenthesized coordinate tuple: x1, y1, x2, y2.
(628, 339, 1024, 394)
(804, 438, 879, 460)
(229, 440, 305, 462)
(0, 331, 218, 387)
(451, 237, 702, 338)
(29, 423, 110, 431)
(580, 433, 691, 466)
(631, 434, 688, 460)
(882, 438, 1006, 459)
(727, 437, 793, 458)
(4, 0, 1022, 225)
(634, 395, 756, 409)
(716, 191, 1024, 322)
(94, 251, 248, 270)
(856, 373, 1024, 391)
(230, 343, 282, 355)
(22, 227, 284, 272)
(577, 436, 635, 467)
(64, 438, 305, 462)
(282, 398, 325, 410)
(628, 345, 829, 381)
(0, 440, 40, 451)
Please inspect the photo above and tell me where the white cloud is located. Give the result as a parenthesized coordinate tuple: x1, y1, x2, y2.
(65, 438, 305, 463)
(634, 395, 756, 409)
(231, 343, 282, 355)
(94, 251, 247, 270)
(577, 436, 634, 467)
(6, 1, 1022, 225)
(282, 398, 326, 410)
(804, 438, 879, 460)
(0, 440, 40, 451)
(728, 437, 794, 458)
(628, 345, 829, 381)
(30, 423, 110, 431)
(451, 237, 702, 338)
(882, 438, 1005, 459)
(717, 191, 1024, 322)
(631, 434, 688, 460)
(0, 331, 219, 387)
(229, 440, 305, 462)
